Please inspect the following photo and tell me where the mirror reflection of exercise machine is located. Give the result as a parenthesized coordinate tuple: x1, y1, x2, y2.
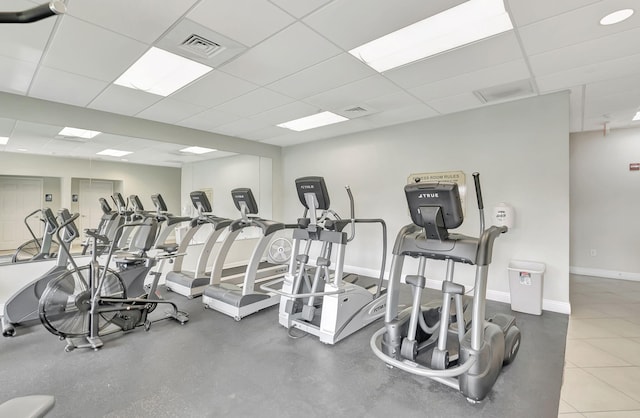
(11, 209, 60, 263)
(164, 192, 232, 298)
(2, 209, 78, 337)
(202, 188, 290, 321)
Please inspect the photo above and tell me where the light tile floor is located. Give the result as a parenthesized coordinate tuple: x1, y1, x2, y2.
(559, 275, 640, 417)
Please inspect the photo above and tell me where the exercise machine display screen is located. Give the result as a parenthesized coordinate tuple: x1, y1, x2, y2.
(231, 188, 258, 214)
(404, 182, 464, 229)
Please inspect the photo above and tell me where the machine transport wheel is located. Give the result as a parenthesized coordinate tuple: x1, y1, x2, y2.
(38, 265, 126, 337)
(503, 325, 521, 365)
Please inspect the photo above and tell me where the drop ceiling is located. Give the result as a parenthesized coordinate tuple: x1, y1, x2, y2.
(1, 0, 639, 167)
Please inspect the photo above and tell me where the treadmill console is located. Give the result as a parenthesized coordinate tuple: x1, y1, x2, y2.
(190, 191, 212, 214)
(231, 188, 258, 215)
(113, 192, 126, 210)
(151, 194, 168, 212)
(43, 207, 59, 232)
(99, 197, 112, 214)
(295, 176, 330, 210)
(405, 182, 464, 230)
(58, 208, 79, 239)
(129, 194, 144, 211)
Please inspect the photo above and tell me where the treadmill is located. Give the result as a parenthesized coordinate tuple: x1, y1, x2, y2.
(164, 191, 232, 298)
(201, 188, 289, 320)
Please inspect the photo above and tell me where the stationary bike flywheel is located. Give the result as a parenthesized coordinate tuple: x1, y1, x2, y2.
(39, 265, 126, 338)
(11, 238, 59, 263)
(267, 238, 293, 264)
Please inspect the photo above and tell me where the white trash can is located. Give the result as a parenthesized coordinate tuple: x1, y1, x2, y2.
(508, 260, 546, 315)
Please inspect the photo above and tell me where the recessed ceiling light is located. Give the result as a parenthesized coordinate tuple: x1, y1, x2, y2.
(58, 127, 101, 138)
(633, 111, 640, 121)
(600, 9, 634, 25)
(179, 146, 217, 154)
(277, 111, 348, 131)
(17, 148, 28, 152)
(114, 47, 213, 96)
(349, 0, 513, 72)
(97, 149, 132, 157)
(0, 137, 8, 145)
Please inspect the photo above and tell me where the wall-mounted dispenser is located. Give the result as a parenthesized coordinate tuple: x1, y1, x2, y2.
(493, 202, 514, 229)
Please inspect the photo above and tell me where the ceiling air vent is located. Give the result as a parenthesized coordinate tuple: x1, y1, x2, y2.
(474, 79, 535, 104)
(337, 104, 377, 118)
(179, 34, 223, 59)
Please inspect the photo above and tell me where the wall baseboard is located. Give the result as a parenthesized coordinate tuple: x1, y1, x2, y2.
(570, 266, 640, 282)
(344, 264, 571, 315)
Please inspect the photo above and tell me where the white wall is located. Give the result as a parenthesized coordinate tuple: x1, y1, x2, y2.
(181, 154, 273, 220)
(281, 93, 570, 313)
(570, 127, 640, 280)
(0, 152, 181, 212)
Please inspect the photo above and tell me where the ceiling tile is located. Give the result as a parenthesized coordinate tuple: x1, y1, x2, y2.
(170, 70, 258, 108)
(269, 0, 331, 18)
(537, 53, 640, 93)
(0, 0, 56, 63)
(66, 0, 199, 44)
(177, 108, 241, 131)
(506, 0, 600, 27)
(219, 22, 342, 85)
(213, 88, 295, 117)
(362, 91, 424, 111)
(303, 75, 400, 110)
(252, 101, 320, 125)
(0, 56, 38, 95)
(188, 0, 295, 47)
(42, 16, 148, 82)
(304, 0, 466, 50)
(529, 27, 640, 76)
(29, 66, 109, 107)
(587, 73, 640, 98)
(410, 60, 531, 102)
(385, 32, 524, 89)
(267, 53, 377, 99)
(518, 0, 640, 56)
(88, 85, 162, 116)
(364, 103, 439, 129)
(135, 98, 207, 124)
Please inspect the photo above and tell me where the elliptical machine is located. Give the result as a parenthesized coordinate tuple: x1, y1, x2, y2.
(2, 208, 79, 337)
(262, 176, 387, 344)
(370, 173, 520, 402)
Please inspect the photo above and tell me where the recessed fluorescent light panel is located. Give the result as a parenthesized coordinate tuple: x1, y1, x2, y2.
(58, 127, 101, 138)
(600, 9, 634, 25)
(114, 47, 213, 96)
(277, 111, 348, 132)
(179, 146, 217, 154)
(349, 0, 514, 72)
(0, 137, 8, 145)
(633, 111, 640, 121)
(97, 149, 132, 157)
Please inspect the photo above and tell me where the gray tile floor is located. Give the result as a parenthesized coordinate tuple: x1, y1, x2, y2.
(1, 285, 568, 418)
